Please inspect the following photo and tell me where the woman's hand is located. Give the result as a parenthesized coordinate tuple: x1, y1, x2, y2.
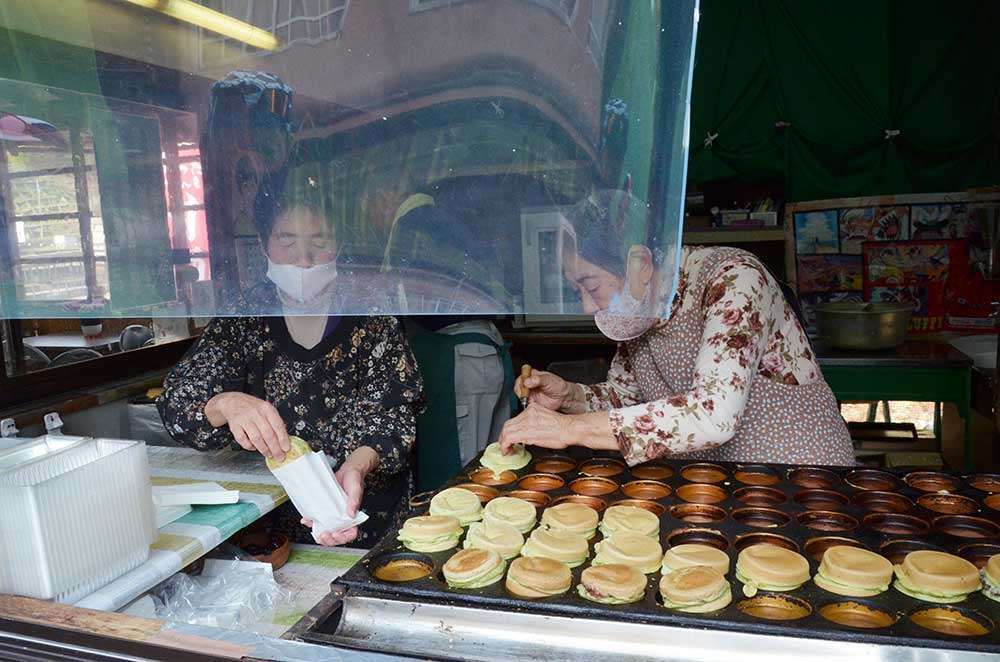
(499, 406, 618, 455)
(303, 447, 378, 547)
(206, 392, 290, 460)
(498, 404, 575, 452)
(515, 370, 573, 411)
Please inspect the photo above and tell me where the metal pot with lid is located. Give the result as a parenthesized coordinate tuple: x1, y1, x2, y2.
(813, 302, 913, 350)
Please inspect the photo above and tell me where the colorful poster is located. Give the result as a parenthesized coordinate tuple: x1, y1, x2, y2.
(864, 242, 951, 284)
(869, 285, 929, 315)
(910, 204, 969, 240)
(863, 240, 964, 333)
(797, 255, 863, 293)
(794, 210, 839, 254)
(839, 206, 908, 254)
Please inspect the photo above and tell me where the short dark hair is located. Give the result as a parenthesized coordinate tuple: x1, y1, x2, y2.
(252, 165, 331, 240)
(563, 189, 648, 278)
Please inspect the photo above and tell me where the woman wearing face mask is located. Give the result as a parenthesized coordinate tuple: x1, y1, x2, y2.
(157, 182, 423, 547)
(499, 191, 853, 466)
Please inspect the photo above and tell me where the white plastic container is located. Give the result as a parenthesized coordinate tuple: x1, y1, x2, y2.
(0, 436, 155, 602)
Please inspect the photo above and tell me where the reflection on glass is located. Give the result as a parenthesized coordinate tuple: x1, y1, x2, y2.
(0, 0, 696, 323)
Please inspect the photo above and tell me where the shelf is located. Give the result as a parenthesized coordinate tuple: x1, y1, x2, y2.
(683, 229, 786, 244)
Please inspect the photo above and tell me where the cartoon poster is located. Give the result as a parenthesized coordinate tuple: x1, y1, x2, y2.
(863, 239, 964, 333)
(797, 255, 863, 293)
(794, 210, 839, 254)
(910, 204, 969, 240)
(839, 206, 908, 254)
(869, 285, 929, 315)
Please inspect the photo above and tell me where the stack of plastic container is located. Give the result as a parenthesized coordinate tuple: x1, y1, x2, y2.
(0, 436, 155, 603)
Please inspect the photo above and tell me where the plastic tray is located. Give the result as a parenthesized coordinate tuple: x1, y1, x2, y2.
(0, 436, 155, 603)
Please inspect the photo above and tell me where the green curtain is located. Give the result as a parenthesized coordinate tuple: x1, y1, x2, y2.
(687, 1, 783, 185)
(688, 0, 1000, 201)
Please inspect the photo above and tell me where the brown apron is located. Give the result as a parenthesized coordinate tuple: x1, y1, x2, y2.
(624, 248, 855, 466)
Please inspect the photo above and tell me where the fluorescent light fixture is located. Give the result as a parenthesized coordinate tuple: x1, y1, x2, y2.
(120, 0, 280, 51)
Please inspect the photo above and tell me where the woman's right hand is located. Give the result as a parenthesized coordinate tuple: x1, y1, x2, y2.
(515, 370, 572, 411)
(206, 392, 290, 460)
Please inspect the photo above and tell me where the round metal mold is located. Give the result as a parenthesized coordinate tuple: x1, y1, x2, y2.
(932, 515, 1000, 540)
(852, 491, 913, 514)
(908, 606, 993, 637)
(517, 473, 565, 492)
(984, 493, 1000, 513)
(788, 467, 841, 489)
(630, 462, 674, 481)
(845, 469, 900, 492)
(469, 468, 517, 486)
(794, 489, 849, 512)
(879, 539, 943, 565)
(611, 498, 666, 517)
(680, 463, 728, 484)
(369, 552, 435, 583)
(506, 490, 552, 509)
(621, 480, 671, 501)
(532, 455, 577, 474)
(676, 483, 727, 505)
(569, 476, 619, 497)
(968, 473, 1000, 493)
(819, 601, 898, 629)
(797, 510, 859, 533)
(732, 507, 790, 529)
(408, 490, 435, 509)
(737, 594, 812, 621)
(733, 486, 787, 507)
(862, 513, 930, 537)
(916, 493, 978, 515)
(734, 532, 799, 553)
(579, 458, 626, 478)
(904, 471, 961, 493)
(670, 503, 727, 524)
(551, 494, 608, 513)
(804, 537, 867, 563)
(733, 465, 780, 486)
(958, 542, 1000, 569)
(453, 483, 500, 504)
(666, 527, 730, 551)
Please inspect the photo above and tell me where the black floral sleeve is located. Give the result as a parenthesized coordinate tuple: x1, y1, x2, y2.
(156, 316, 255, 450)
(332, 317, 423, 480)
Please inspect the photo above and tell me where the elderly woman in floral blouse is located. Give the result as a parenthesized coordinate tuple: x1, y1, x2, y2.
(499, 192, 853, 466)
(158, 181, 423, 547)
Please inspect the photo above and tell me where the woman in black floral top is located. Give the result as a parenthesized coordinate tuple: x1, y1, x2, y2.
(157, 194, 423, 548)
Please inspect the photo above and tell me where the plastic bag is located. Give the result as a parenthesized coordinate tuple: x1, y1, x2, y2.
(126, 402, 178, 446)
(151, 557, 290, 630)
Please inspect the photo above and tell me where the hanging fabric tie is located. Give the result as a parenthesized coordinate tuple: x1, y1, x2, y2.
(704, 131, 719, 149)
(884, 129, 901, 140)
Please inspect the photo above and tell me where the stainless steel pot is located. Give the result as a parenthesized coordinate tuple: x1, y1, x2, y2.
(813, 302, 913, 350)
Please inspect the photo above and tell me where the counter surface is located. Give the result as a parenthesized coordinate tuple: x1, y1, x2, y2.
(813, 339, 974, 368)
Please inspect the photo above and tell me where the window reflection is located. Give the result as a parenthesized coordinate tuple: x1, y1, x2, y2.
(0, 0, 695, 335)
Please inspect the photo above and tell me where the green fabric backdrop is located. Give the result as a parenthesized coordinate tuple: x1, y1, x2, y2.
(689, 0, 1000, 201)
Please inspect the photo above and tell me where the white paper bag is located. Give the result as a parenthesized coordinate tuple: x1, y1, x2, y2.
(271, 451, 368, 542)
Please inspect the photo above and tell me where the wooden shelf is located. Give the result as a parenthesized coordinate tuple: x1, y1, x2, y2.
(683, 228, 786, 244)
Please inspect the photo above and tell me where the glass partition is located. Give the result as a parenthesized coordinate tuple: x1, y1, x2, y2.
(0, 0, 696, 332)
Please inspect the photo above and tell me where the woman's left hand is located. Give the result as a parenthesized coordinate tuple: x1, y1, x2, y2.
(302, 449, 377, 547)
(498, 404, 574, 453)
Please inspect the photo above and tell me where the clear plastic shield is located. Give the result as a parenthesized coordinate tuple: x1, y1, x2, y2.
(0, 0, 697, 321)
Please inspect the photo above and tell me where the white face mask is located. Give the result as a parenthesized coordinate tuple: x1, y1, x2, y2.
(266, 258, 338, 305)
(594, 281, 657, 342)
